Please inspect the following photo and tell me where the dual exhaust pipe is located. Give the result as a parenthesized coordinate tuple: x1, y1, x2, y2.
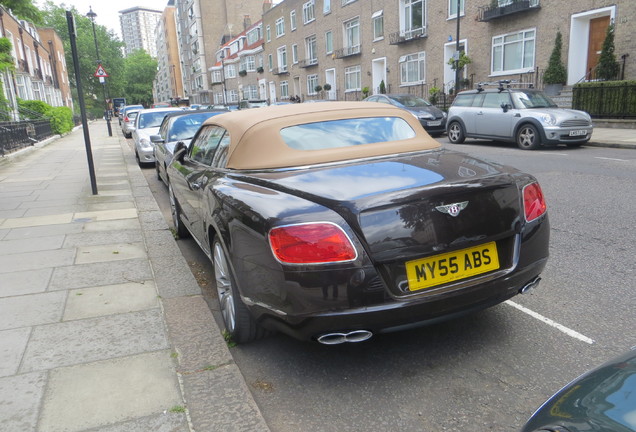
(316, 330, 373, 345)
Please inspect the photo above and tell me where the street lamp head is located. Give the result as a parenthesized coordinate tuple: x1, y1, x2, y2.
(86, 6, 97, 21)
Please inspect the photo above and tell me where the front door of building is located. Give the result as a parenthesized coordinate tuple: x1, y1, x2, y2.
(587, 16, 610, 79)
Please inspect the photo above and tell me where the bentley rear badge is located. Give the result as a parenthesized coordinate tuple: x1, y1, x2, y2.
(435, 201, 468, 217)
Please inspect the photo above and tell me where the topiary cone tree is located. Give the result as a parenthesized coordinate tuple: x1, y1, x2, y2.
(543, 31, 567, 85)
(596, 24, 620, 81)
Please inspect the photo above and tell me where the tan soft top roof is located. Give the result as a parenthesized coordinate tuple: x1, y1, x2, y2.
(202, 101, 441, 170)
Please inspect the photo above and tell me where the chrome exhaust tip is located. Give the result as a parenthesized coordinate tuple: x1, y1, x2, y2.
(316, 330, 373, 345)
(520, 276, 541, 294)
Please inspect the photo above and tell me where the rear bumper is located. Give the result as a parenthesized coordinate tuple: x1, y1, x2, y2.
(251, 257, 547, 342)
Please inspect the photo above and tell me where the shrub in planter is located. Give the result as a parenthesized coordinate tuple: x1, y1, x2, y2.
(597, 24, 620, 81)
(379, 80, 386, 94)
(239, 70, 247, 77)
(543, 31, 567, 89)
(323, 83, 331, 91)
(314, 85, 323, 93)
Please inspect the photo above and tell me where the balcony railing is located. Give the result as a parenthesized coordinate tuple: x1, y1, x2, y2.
(478, 0, 540, 22)
(333, 45, 361, 59)
(299, 58, 318, 68)
(389, 28, 427, 45)
(272, 67, 289, 75)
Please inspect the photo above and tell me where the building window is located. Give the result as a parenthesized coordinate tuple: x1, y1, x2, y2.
(324, 0, 331, 14)
(266, 25, 271, 42)
(325, 31, 333, 54)
(400, 51, 426, 84)
(372, 10, 384, 40)
(307, 74, 318, 95)
(240, 55, 256, 72)
(305, 35, 317, 63)
(247, 25, 262, 44)
(292, 44, 299, 64)
(244, 84, 259, 100)
(401, 0, 425, 37)
(228, 89, 238, 102)
(345, 65, 361, 91)
(280, 80, 289, 98)
(290, 10, 297, 30)
(492, 29, 535, 74)
(344, 18, 360, 53)
(303, 0, 315, 24)
(277, 46, 288, 71)
(448, 0, 465, 19)
(276, 17, 285, 37)
(268, 54, 273, 71)
(212, 70, 222, 83)
(225, 64, 236, 78)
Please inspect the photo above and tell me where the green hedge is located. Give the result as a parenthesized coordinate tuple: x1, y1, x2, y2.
(573, 80, 636, 118)
(17, 99, 75, 134)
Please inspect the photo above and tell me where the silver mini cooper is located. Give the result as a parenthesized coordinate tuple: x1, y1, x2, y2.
(446, 85, 593, 150)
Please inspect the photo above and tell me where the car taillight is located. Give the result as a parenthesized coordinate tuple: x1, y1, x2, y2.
(269, 223, 357, 264)
(523, 183, 547, 222)
(124, 116, 129, 122)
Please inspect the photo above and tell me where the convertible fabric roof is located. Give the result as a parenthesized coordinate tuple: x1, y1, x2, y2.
(202, 101, 441, 170)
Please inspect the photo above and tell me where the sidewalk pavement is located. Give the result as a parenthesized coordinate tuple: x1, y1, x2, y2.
(587, 126, 636, 149)
(0, 121, 270, 432)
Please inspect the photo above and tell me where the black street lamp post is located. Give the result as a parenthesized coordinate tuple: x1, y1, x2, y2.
(87, 6, 112, 136)
(220, 52, 227, 106)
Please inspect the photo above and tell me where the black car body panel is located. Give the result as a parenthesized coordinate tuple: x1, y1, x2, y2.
(168, 147, 549, 341)
(522, 349, 636, 432)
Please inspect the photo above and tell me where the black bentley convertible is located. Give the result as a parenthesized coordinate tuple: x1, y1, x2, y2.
(167, 102, 549, 344)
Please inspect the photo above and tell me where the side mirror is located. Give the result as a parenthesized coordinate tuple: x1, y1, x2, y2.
(150, 134, 164, 144)
(501, 103, 512, 113)
(173, 141, 188, 163)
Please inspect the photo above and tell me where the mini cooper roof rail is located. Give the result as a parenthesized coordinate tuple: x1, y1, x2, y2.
(476, 80, 535, 92)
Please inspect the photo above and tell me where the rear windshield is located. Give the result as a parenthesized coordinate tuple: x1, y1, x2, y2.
(138, 111, 176, 129)
(280, 117, 416, 150)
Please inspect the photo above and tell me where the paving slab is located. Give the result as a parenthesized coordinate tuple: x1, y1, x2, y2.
(87, 412, 189, 432)
(73, 208, 138, 222)
(20, 309, 169, 372)
(75, 243, 147, 264)
(3, 222, 84, 240)
(0, 235, 65, 255)
(0, 268, 52, 297)
(64, 281, 159, 321)
(0, 327, 31, 377)
(0, 290, 66, 329)
(63, 230, 143, 248)
(49, 258, 153, 291)
(0, 213, 74, 229)
(38, 351, 183, 432)
(0, 372, 47, 431)
(0, 248, 76, 273)
(151, 255, 202, 299)
(83, 218, 141, 232)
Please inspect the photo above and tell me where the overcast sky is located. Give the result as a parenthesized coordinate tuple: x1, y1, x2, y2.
(39, 1, 282, 39)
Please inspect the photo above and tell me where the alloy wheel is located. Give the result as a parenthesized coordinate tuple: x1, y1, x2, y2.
(213, 241, 236, 333)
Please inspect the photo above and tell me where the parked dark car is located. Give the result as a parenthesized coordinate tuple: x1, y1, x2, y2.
(522, 348, 636, 432)
(167, 102, 549, 344)
(364, 93, 447, 136)
(151, 110, 226, 186)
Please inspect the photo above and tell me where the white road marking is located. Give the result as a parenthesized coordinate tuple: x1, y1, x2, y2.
(595, 157, 628, 162)
(536, 152, 568, 156)
(505, 300, 595, 344)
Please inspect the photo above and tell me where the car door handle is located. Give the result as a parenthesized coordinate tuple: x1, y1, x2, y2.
(477, 111, 484, 115)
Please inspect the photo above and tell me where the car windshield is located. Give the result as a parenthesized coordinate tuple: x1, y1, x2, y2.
(512, 91, 558, 109)
(391, 95, 431, 107)
(169, 113, 222, 141)
(138, 111, 175, 129)
(280, 117, 416, 150)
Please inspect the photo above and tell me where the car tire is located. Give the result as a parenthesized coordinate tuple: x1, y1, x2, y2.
(213, 240, 267, 344)
(155, 161, 162, 181)
(169, 185, 190, 239)
(517, 124, 541, 150)
(447, 122, 465, 144)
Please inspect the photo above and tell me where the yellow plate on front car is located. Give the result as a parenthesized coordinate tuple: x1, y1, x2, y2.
(405, 242, 500, 292)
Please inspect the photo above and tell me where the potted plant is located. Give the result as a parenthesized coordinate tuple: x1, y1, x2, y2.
(429, 86, 440, 105)
(314, 85, 323, 95)
(238, 69, 247, 77)
(362, 87, 370, 98)
(256, 66, 264, 73)
(596, 24, 620, 81)
(379, 80, 386, 94)
(323, 83, 332, 91)
(543, 31, 567, 95)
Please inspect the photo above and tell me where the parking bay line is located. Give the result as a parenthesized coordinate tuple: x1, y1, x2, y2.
(504, 300, 595, 344)
(594, 157, 628, 162)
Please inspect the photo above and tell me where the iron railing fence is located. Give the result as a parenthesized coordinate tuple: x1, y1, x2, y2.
(0, 119, 53, 155)
(573, 83, 636, 118)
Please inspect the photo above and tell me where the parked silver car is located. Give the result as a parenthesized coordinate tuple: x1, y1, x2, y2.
(132, 107, 181, 167)
(446, 83, 593, 150)
(120, 109, 140, 138)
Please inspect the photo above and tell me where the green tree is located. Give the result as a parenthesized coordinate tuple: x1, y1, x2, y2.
(122, 50, 157, 106)
(0, 0, 42, 24)
(41, 2, 125, 115)
(596, 24, 620, 81)
(543, 31, 567, 84)
(0, 37, 14, 116)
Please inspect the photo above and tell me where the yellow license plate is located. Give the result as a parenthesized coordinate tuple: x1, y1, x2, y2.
(405, 242, 500, 292)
